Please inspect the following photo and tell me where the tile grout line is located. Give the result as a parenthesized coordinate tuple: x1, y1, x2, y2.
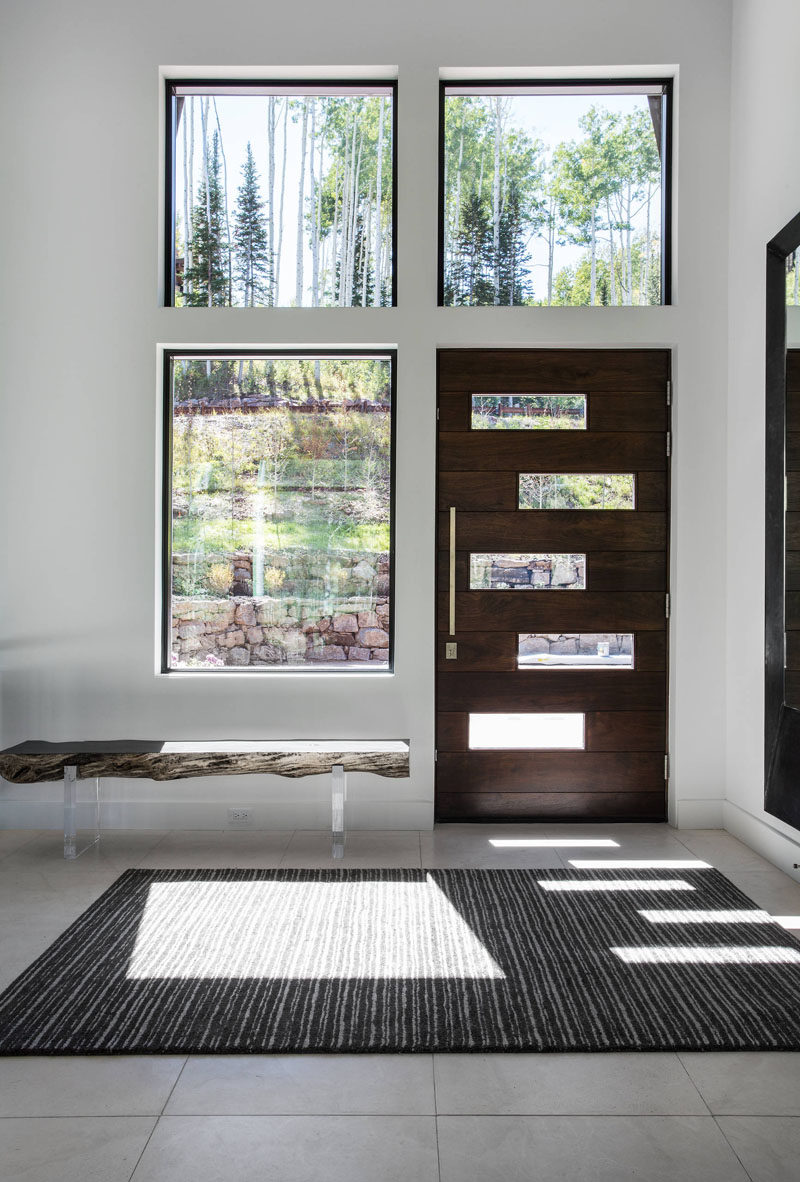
(127, 1055, 190, 1182)
(126, 1115, 162, 1181)
(710, 1115, 756, 1182)
(159, 1054, 190, 1117)
(432, 1055, 444, 1182)
(0, 1109, 789, 1122)
(136, 830, 175, 866)
(674, 1051, 713, 1116)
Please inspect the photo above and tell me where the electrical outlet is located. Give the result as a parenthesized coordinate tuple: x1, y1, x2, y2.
(227, 807, 252, 827)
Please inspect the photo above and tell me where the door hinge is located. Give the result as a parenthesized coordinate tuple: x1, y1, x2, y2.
(666, 379, 672, 406)
(664, 754, 670, 780)
(434, 749, 438, 763)
(436, 407, 440, 420)
(665, 593, 670, 619)
(666, 431, 671, 458)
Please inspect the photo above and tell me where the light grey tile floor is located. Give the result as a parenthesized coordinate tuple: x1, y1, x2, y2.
(715, 1116, 800, 1182)
(436, 1114, 751, 1181)
(0, 822, 798, 1180)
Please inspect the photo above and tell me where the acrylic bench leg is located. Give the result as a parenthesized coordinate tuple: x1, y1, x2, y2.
(332, 764, 346, 859)
(64, 765, 77, 859)
(63, 768, 101, 860)
(90, 776, 101, 852)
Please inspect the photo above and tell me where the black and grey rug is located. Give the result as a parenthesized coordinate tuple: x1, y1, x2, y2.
(1, 867, 800, 1054)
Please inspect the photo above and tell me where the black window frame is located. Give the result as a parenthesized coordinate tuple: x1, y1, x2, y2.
(437, 77, 674, 307)
(161, 347, 398, 674)
(164, 78, 399, 309)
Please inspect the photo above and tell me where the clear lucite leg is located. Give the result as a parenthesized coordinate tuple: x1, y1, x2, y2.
(332, 763, 346, 859)
(64, 765, 77, 859)
(63, 767, 101, 860)
(91, 776, 101, 850)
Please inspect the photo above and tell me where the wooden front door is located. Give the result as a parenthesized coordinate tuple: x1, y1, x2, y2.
(435, 349, 670, 821)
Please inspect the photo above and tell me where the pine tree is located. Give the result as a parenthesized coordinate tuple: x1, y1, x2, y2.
(185, 131, 228, 306)
(497, 181, 530, 305)
(446, 189, 494, 305)
(233, 142, 271, 306)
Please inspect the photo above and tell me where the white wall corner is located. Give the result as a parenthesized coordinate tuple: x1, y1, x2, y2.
(723, 800, 800, 882)
(675, 798, 725, 829)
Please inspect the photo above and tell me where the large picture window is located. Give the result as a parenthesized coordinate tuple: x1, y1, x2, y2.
(163, 351, 395, 671)
(165, 81, 396, 308)
(440, 79, 672, 306)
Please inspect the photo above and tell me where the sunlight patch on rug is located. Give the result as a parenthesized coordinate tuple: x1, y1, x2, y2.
(127, 875, 506, 980)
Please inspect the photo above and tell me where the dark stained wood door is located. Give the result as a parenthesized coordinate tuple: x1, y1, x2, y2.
(785, 351, 800, 707)
(436, 349, 671, 821)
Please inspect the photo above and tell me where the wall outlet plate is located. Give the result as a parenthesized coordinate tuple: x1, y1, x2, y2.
(227, 807, 253, 827)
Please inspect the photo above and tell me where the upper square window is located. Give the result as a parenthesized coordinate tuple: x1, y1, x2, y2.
(165, 81, 396, 307)
(440, 79, 672, 306)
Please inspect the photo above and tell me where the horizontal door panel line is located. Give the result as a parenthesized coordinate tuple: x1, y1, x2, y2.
(440, 516, 666, 551)
(439, 436, 667, 472)
(439, 593, 668, 631)
(438, 350, 670, 391)
(435, 793, 666, 821)
(438, 688, 667, 713)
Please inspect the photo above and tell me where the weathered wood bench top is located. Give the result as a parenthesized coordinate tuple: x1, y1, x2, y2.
(0, 740, 411, 784)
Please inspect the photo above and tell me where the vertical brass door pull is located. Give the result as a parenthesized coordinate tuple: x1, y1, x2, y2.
(449, 506, 456, 636)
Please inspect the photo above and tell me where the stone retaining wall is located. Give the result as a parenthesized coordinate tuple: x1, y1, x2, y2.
(471, 553, 586, 590)
(171, 548, 391, 668)
(519, 632, 632, 656)
(172, 593, 390, 668)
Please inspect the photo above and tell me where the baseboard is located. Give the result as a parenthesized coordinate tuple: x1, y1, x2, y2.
(0, 798, 434, 832)
(675, 799, 725, 829)
(723, 800, 800, 880)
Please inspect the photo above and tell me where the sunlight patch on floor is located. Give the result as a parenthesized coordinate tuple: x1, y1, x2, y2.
(568, 859, 711, 869)
(610, 944, 800, 965)
(537, 879, 695, 893)
(637, 909, 774, 924)
(489, 838, 619, 848)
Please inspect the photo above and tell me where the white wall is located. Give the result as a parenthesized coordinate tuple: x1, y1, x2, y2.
(725, 0, 800, 877)
(0, 0, 732, 831)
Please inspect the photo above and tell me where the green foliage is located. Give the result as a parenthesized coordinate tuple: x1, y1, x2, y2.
(444, 95, 663, 307)
(444, 190, 494, 305)
(497, 180, 531, 305)
(519, 473, 635, 509)
(315, 95, 393, 306)
(471, 394, 584, 430)
(171, 388, 392, 603)
(234, 143, 272, 306)
(184, 132, 229, 306)
(172, 510, 390, 556)
(172, 357, 390, 405)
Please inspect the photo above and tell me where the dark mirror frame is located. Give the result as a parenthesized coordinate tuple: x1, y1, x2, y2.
(764, 210, 800, 829)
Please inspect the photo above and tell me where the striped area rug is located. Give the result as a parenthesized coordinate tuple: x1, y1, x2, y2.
(1, 867, 800, 1053)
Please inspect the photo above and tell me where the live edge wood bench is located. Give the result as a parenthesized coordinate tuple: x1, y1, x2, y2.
(0, 740, 411, 861)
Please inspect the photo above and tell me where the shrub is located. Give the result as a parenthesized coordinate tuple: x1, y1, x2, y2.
(263, 566, 286, 592)
(206, 562, 233, 595)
